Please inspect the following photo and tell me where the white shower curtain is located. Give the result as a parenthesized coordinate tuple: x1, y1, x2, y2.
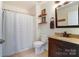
(2, 10, 34, 56)
(2, 10, 17, 56)
(15, 12, 34, 52)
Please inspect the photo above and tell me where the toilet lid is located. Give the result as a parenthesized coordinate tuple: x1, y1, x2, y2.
(34, 41, 44, 45)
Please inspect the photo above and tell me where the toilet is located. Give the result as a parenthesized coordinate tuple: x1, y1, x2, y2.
(33, 35, 47, 55)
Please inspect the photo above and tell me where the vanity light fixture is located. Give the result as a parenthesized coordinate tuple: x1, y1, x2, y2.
(63, 1, 70, 5)
(54, 1, 60, 4)
(54, 1, 66, 8)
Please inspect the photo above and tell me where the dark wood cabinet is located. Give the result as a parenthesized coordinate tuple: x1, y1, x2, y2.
(48, 37, 79, 57)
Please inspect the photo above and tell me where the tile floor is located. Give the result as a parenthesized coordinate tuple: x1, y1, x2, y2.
(10, 48, 48, 57)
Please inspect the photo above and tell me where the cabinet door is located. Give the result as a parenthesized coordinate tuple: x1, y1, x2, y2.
(48, 38, 63, 57)
(61, 41, 79, 57)
(48, 38, 54, 56)
(48, 38, 79, 57)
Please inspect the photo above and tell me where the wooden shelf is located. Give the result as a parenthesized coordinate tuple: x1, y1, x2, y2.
(38, 9, 47, 24)
(38, 14, 47, 17)
(38, 22, 47, 24)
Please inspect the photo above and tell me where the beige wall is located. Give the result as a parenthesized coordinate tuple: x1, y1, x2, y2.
(37, 1, 79, 50)
(38, 1, 79, 43)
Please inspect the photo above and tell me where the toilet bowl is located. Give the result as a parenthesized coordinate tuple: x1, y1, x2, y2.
(33, 41, 45, 55)
(33, 35, 47, 55)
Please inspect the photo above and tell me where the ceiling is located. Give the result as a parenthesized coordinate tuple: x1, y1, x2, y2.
(3, 1, 36, 11)
(3, 1, 48, 16)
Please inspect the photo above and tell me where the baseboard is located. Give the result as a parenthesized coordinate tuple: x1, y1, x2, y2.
(17, 48, 31, 53)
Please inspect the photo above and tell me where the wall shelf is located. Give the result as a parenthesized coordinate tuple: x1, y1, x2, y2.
(38, 9, 47, 24)
(38, 14, 47, 17)
(38, 22, 47, 24)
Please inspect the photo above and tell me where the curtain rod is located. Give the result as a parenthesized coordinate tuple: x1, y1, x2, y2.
(2, 9, 33, 16)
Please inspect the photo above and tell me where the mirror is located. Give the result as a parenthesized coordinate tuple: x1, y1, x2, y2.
(55, 2, 79, 28)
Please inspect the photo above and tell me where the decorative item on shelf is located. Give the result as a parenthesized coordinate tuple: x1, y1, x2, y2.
(38, 9, 47, 24)
(63, 1, 70, 5)
(38, 9, 47, 17)
(50, 17, 54, 29)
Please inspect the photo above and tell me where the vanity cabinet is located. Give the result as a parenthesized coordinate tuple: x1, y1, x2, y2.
(48, 37, 79, 57)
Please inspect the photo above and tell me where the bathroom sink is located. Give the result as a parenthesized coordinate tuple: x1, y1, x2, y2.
(55, 32, 70, 38)
(55, 35, 70, 38)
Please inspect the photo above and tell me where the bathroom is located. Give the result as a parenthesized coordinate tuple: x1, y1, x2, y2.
(0, 1, 79, 57)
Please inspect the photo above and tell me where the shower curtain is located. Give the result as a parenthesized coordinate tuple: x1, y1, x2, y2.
(2, 10, 34, 56)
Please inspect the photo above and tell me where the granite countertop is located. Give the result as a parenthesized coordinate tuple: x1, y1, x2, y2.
(49, 35, 79, 45)
(0, 39, 5, 44)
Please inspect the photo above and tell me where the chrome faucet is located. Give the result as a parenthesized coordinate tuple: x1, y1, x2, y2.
(63, 31, 69, 37)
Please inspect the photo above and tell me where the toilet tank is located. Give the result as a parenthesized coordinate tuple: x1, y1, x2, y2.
(40, 35, 48, 43)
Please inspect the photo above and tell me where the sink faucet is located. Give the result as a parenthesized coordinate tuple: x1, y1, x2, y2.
(63, 31, 69, 37)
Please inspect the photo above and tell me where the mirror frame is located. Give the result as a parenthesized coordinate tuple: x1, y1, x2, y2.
(55, 8, 79, 28)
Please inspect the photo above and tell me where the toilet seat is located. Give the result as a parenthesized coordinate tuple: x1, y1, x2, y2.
(33, 41, 45, 55)
(33, 41, 44, 47)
